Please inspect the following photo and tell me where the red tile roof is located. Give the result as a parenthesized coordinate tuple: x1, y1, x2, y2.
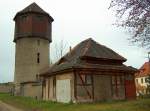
(135, 61, 150, 77)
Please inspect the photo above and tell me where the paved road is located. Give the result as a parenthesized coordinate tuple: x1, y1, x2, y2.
(0, 101, 23, 111)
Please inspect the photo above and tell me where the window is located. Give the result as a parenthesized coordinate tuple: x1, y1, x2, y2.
(37, 53, 40, 63)
(145, 77, 149, 83)
(36, 74, 39, 80)
(125, 74, 134, 80)
(53, 76, 56, 98)
(36, 15, 44, 21)
(77, 74, 92, 85)
(141, 78, 143, 84)
(37, 40, 40, 46)
(21, 15, 27, 22)
(86, 75, 92, 84)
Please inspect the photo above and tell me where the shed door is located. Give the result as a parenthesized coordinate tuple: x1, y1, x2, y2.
(125, 75, 136, 100)
(56, 79, 71, 103)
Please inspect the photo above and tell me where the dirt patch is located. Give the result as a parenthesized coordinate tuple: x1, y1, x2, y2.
(0, 101, 23, 111)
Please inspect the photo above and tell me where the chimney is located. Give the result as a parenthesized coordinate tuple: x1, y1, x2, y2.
(69, 46, 72, 52)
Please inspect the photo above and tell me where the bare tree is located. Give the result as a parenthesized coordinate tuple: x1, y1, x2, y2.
(51, 39, 68, 63)
(109, 0, 150, 48)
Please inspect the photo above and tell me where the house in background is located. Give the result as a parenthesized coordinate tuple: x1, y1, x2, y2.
(40, 38, 137, 103)
(135, 61, 150, 96)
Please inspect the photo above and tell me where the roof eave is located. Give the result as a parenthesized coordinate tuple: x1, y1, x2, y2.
(40, 66, 136, 77)
(13, 12, 54, 22)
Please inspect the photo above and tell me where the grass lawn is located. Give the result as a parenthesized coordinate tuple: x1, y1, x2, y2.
(0, 93, 150, 111)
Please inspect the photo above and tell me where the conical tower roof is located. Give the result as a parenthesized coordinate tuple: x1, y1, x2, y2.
(14, 2, 53, 21)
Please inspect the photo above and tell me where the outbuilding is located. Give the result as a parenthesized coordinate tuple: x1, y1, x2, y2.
(40, 38, 137, 103)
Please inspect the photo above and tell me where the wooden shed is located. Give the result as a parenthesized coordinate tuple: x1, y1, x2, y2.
(40, 38, 137, 103)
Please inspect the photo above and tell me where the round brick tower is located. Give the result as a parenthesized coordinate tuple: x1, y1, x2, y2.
(13, 2, 54, 95)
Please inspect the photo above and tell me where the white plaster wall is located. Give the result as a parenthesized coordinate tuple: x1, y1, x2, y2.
(135, 76, 148, 87)
(56, 79, 71, 103)
(135, 76, 149, 95)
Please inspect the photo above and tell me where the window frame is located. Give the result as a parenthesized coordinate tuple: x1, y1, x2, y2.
(77, 74, 92, 85)
(21, 15, 28, 22)
(36, 15, 44, 21)
(141, 78, 143, 84)
(37, 53, 40, 64)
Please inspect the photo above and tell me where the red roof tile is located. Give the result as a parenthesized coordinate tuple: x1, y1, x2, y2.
(135, 61, 150, 77)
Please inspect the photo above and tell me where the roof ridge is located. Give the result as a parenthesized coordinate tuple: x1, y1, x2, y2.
(21, 2, 46, 12)
(81, 38, 92, 56)
(14, 2, 54, 21)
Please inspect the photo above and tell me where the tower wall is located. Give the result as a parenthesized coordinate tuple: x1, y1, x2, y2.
(14, 38, 49, 84)
(13, 2, 53, 97)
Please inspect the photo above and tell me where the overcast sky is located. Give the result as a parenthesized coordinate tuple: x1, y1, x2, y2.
(0, 0, 147, 83)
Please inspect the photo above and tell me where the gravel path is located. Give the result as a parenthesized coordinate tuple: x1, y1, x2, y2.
(0, 101, 23, 111)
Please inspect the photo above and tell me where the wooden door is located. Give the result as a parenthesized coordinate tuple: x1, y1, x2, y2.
(125, 75, 136, 99)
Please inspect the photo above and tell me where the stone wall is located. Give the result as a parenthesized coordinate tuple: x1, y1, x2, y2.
(20, 82, 42, 99)
(14, 38, 50, 84)
(0, 82, 14, 93)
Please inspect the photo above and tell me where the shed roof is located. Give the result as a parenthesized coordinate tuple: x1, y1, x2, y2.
(41, 38, 135, 76)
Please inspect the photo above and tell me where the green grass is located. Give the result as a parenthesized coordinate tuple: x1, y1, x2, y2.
(0, 93, 150, 111)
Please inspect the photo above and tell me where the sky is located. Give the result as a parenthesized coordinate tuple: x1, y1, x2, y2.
(0, 0, 147, 83)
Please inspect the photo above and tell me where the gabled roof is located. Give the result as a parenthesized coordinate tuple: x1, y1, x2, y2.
(14, 2, 54, 21)
(40, 38, 133, 76)
(135, 61, 150, 77)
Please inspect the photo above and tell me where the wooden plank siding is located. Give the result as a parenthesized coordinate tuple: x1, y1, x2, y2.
(42, 70, 135, 102)
(125, 74, 136, 99)
(74, 70, 127, 102)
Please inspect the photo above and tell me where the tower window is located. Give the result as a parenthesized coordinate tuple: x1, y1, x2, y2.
(37, 40, 40, 46)
(36, 74, 39, 80)
(141, 78, 143, 84)
(36, 15, 43, 21)
(21, 15, 27, 22)
(37, 53, 40, 63)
